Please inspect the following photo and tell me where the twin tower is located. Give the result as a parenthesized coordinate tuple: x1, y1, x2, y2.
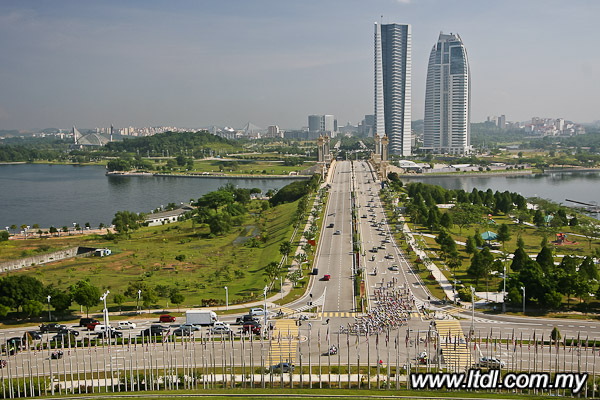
(374, 23, 471, 156)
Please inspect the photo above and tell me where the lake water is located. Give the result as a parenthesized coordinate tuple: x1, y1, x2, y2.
(404, 171, 600, 207)
(0, 164, 301, 229)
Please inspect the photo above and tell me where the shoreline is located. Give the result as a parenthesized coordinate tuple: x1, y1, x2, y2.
(400, 169, 534, 178)
(107, 171, 311, 179)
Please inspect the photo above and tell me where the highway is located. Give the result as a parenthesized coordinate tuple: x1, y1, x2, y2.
(3, 159, 600, 394)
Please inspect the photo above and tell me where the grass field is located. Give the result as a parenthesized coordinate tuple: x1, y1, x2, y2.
(3, 199, 300, 315)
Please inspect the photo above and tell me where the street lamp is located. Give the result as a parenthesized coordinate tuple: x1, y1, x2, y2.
(521, 286, 526, 315)
(100, 290, 110, 328)
(470, 286, 476, 336)
(263, 285, 268, 328)
(47, 295, 52, 321)
(502, 265, 507, 313)
(137, 290, 142, 314)
(224, 286, 229, 310)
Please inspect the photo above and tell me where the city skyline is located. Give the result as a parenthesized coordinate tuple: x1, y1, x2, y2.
(0, 0, 598, 130)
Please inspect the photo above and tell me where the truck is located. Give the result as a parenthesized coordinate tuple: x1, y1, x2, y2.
(186, 310, 218, 326)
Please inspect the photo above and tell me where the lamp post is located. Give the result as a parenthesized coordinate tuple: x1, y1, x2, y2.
(224, 286, 229, 310)
(137, 290, 142, 314)
(47, 295, 52, 321)
(470, 286, 475, 336)
(502, 265, 507, 313)
(521, 286, 525, 315)
(100, 290, 110, 328)
(263, 285, 268, 329)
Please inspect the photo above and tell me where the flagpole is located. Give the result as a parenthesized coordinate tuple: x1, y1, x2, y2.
(318, 328, 322, 388)
(61, 336, 67, 395)
(367, 327, 370, 389)
(337, 327, 341, 388)
(308, 326, 311, 388)
(327, 327, 331, 388)
(593, 337, 597, 399)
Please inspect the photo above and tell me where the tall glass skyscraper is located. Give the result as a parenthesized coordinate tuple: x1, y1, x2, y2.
(374, 22, 411, 156)
(424, 32, 471, 154)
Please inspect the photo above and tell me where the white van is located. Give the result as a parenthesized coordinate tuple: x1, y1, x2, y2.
(93, 324, 108, 333)
(117, 321, 136, 330)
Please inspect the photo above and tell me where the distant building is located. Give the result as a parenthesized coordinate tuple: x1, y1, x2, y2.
(71, 126, 109, 148)
(264, 125, 283, 138)
(374, 22, 412, 156)
(145, 204, 195, 227)
(308, 114, 337, 136)
(424, 32, 471, 154)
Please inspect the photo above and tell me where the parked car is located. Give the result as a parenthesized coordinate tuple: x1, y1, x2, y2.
(116, 321, 137, 330)
(79, 318, 99, 327)
(159, 314, 176, 323)
(270, 362, 295, 373)
(390, 265, 399, 271)
(210, 322, 232, 334)
(249, 307, 268, 317)
(385, 254, 393, 259)
(40, 323, 66, 333)
(327, 223, 334, 228)
(312, 268, 319, 275)
(478, 356, 506, 369)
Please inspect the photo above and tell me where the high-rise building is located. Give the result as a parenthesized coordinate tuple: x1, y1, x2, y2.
(374, 22, 412, 156)
(308, 114, 337, 136)
(424, 32, 471, 154)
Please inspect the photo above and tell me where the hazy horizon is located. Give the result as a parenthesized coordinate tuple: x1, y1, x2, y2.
(1, 0, 598, 131)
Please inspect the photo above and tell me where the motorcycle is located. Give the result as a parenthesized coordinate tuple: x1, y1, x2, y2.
(323, 345, 337, 356)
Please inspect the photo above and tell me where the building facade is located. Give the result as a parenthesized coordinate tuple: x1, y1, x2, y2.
(374, 22, 412, 156)
(308, 114, 337, 136)
(424, 32, 471, 154)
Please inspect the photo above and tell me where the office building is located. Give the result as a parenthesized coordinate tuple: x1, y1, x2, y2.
(424, 32, 471, 154)
(374, 22, 412, 156)
(308, 114, 337, 136)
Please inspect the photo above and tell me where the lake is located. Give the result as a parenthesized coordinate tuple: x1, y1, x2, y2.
(404, 171, 600, 208)
(0, 164, 302, 229)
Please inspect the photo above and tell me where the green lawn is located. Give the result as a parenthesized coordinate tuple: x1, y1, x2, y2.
(4, 200, 299, 315)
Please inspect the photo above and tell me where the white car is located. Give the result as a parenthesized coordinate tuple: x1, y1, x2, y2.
(250, 307, 268, 317)
(116, 321, 137, 330)
(210, 322, 232, 334)
(390, 265, 399, 271)
(479, 356, 506, 369)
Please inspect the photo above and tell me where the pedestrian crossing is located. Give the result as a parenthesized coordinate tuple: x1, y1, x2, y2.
(435, 320, 473, 372)
(273, 306, 296, 316)
(317, 311, 358, 318)
(267, 319, 299, 365)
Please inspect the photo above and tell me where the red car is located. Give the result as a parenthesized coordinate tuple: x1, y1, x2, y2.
(322, 274, 331, 281)
(159, 314, 176, 323)
(86, 322, 100, 331)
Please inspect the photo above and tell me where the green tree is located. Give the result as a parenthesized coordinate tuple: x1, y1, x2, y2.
(497, 223, 511, 249)
(440, 213, 452, 230)
(279, 241, 292, 263)
(516, 235, 525, 249)
(465, 236, 476, 255)
(551, 326, 562, 341)
(71, 281, 101, 317)
(264, 261, 281, 287)
(112, 210, 144, 233)
(113, 293, 126, 314)
(0, 275, 44, 311)
(510, 247, 528, 272)
(22, 300, 44, 318)
(142, 288, 158, 310)
(49, 290, 72, 314)
(0, 231, 8, 241)
(207, 212, 232, 235)
(536, 246, 554, 274)
(579, 256, 598, 281)
(533, 210, 545, 226)
(577, 221, 600, 249)
(170, 291, 185, 311)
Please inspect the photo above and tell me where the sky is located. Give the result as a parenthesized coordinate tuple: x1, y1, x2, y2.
(0, 0, 598, 131)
